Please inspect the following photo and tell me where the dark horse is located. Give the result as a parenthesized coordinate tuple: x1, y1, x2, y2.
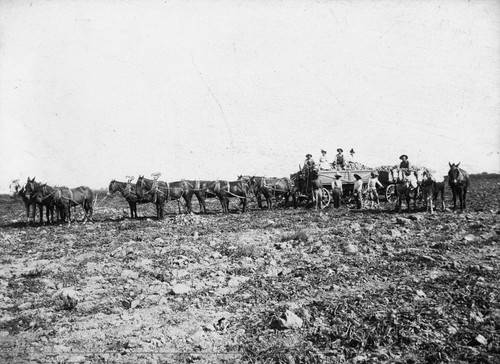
(207, 180, 249, 214)
(135, 176, 190, 219)
(108, 179, 154, 218)
(182, 180, 213, 214)
(24, 177, 55, 225)
(291, 167, 323, 210)
(448, 162, 469, 212)
(244, 176, 296, 210)
(33, 184, 59, 224)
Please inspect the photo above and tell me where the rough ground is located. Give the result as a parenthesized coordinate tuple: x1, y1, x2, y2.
(0, 174, 499, 364)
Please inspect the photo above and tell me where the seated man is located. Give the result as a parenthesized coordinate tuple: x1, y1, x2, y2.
(333, 148, 345, 170)
(303, 154, 316, 170)
(399, 155, 410, 169)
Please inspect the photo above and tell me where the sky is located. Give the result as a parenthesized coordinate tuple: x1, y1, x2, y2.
(1, 0, 499, 191)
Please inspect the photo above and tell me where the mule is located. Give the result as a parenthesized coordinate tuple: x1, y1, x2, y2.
(448, 162, 469, 212)
(135, 176, 190, 219)
(9, 180, 31, 221)
(108, 179, 154, 218)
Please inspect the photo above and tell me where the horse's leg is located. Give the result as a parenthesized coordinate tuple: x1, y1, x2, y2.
(197, 193, 207, 214)
(128, 201, 134, 218)
(451, 189, 457, 210)
(242, 197, 247, 213)
(463, 188, 467, 211)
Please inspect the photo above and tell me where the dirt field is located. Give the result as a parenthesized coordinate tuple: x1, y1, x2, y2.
(0, 174, 499, 364)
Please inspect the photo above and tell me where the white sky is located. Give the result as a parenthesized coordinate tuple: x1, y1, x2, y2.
(1, 0, 499, 191)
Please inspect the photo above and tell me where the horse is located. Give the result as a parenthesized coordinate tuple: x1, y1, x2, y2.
(135, 176, 190, 219)
(206, 180, 249, 214)
(67, 186, 94, 223)
(108, 179, 154, 218)
(33, 183, 58, 224)
(9, 180, 31, 221)
(390, 168, 412, 212)
(415, 170, 446, 212)
(293, 167, 323, 210)
(182, 180, 211, 214)
(53, 187, 73, 225)
(24, 177, 44, 225)
(448, 162, 469, 212)
(252, 176, 297, 209)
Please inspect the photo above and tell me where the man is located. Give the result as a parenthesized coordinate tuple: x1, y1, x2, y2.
(367, 171, 383, 208)
(333, 148, 345, 169)
(319, 149, 331, 170)
(346, 148, 355, 168)
(331, 174, 343, 208)
(399, 155, 410, 169)
(303, 154, 316, 170)
(353, 174, 363, 209)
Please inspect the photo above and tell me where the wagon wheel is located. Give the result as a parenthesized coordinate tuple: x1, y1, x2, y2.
(321, 188, 331, 208)
(385, 184, 397, 203)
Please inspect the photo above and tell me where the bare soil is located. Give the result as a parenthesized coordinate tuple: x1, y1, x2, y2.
(0, 174, 499, 363)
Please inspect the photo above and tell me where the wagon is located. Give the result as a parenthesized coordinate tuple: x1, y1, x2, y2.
(315, 168, 399, 206)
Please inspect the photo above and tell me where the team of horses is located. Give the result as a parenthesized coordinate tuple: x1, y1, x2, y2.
(9, 162, 470, 225)
(9, 178, 94, 226)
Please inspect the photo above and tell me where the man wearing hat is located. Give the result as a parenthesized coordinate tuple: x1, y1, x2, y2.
(333, 148, 345, 169)
(331, 173, 343, 208)
(319, 149, 331, 170)
(367, 171, 383, 208)
(399, 155, 410, 169)
(353, 174, 363, 209)
(303, 153, 316, 170)
(346, 148, 356, 168)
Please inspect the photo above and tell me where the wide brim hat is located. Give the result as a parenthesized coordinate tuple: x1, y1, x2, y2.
(399, 154, 408, 160)
(370, 172, 378, 177)
(337, 148, 343, 153)
(353, 174, 362, 180)
(335, 174, 342, 178)
(321, 149, 326, 153)
(306, 154, 312, 158)
(350, 148, 355, 154)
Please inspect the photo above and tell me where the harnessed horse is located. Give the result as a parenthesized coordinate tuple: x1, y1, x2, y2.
(206, 180, 249, 214)
(135, 176, 190, 219)
(108, 179, 154, 218)
(415, 170, 446, 212)
(390, 168, 412, 212)
(255, 176, 296, 209)
(9, 180, 31, 222)
(448, 162, 469, 211)
(33, 183, 58, 224)
(291, 167, 323, 210)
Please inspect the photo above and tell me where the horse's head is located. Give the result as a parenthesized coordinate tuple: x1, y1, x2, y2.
(24, 177, 38, 200)
(107, 179, 118, 197)
(389, 168, 400, 183)
(448, 162, 463, 185)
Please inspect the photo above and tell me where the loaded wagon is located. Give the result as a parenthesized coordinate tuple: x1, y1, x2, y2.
(293, 167, 399, 208)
